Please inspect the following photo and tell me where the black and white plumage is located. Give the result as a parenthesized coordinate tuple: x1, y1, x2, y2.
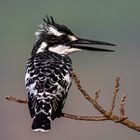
(25, 16, 116, 132)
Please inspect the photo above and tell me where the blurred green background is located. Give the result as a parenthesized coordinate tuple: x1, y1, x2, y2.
(1, 0, 140, 139)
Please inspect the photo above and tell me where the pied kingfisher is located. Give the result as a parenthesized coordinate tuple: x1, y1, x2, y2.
(25, 16, 115, 132)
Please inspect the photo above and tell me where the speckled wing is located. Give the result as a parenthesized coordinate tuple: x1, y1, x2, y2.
(25, 52, 72, 119)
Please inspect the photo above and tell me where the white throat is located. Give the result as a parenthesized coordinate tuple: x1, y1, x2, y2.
(48, 45, 81, 55)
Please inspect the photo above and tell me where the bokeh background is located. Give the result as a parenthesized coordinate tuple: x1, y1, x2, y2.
(1, 0, 140, 139)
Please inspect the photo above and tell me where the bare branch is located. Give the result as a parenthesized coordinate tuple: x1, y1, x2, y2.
(95, 89, 100, 103)
(62, 113, 108, 121)
(109, 77, 120, 114)
(71, 71, 140, 132)
(5, 71, 140, 132)
(5, 96, 108, 121)
(5, 96, 28, 104)
(119, 94, 128, 121)
(72, 71, 107, 115)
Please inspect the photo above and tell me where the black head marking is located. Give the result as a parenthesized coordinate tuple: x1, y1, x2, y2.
(32, 16, 115, 56)
(32, 16, 77, 56)
(43, 16, 74, 35)
(35, 16, 74, 40)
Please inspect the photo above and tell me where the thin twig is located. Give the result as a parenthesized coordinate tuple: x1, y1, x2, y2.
(95, 90, 100, 103)
(119, 94, 127, 120)
(72, 71, 107, 115)
(5, 96, 28, 104)
(109, 77, 120, 114)
(72, 71, 140, 132)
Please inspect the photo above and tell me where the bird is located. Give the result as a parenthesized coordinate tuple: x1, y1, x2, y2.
(25, 16, 116, 132)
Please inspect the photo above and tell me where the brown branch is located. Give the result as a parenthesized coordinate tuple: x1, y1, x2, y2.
(62, 113, 108, 121)
(95, 90, 100, 103)
(109, 77, 120, 114)
(119, 94, 128, 121)
(73, 72, 140, 132)
(5, 96, 28, 104)
(71, 71, 108, 115)
(5, 96, 107, 121)
(72, 71, 140, 132)
(5, 71, 140, 132)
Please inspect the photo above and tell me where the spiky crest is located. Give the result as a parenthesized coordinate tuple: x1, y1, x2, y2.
(35, 16, 74, 40)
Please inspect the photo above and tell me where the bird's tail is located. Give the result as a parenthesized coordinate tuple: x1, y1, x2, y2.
(32, 112, 51, 132)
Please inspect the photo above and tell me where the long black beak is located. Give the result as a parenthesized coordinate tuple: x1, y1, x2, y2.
(70, 38, 116, 52)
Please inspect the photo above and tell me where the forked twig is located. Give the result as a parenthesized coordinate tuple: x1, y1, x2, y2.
(71, 71, 140, 132)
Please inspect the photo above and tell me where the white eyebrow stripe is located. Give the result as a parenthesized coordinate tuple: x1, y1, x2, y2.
(48, 26, 63, 36)
(68, 35, 77, 41)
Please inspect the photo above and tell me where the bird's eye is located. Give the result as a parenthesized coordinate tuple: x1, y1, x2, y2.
(59, 35, 70, 43)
